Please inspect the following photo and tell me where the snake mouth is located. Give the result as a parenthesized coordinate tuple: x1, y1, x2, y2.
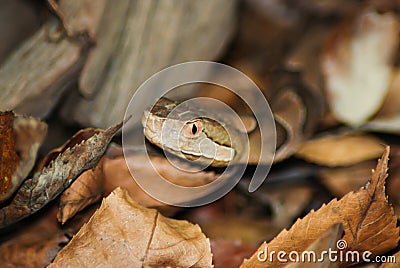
(180, 151, 232, 167)
(156, 143, 232, 168)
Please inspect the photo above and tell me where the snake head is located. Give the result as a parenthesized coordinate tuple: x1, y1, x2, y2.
(142, 98, 236, 167)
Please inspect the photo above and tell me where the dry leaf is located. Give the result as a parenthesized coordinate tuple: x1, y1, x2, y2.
(103, 155, 165, 209)
(36, 126, 104, 172)
(319, 161, 376, 197)
(0, 121, 122, 228)
(50, 187, 213, 268)
(0, 111, 47, 203)
(242, 147, 399, 267)
(0, 204, 68, 268)
(286, 223, 343, 268)
(296, 133, 385, 167)
(103, 150, 218, 211)
(57, 158, 105, 224)
(285, 24, 329, 93)
(0, 202, 101, 267)
(273, 88, 307, 162)
(322, 10, 399, 125)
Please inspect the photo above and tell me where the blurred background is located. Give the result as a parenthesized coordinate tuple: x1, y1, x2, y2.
(1, 1, 400, 267)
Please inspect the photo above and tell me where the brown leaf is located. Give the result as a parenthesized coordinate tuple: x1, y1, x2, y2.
(285, 24, 328, 94)
(0, 204, 68, 268)
(103, 154, 166, 209)
(50, 187, 213, 268)
(0, 201, 100, 268)
(295, 133, 385, 167)
(0, 111, 47, 203)
(36, 127, 100, 171)
(0, 121, 122, 229)
(319, 161, 375, 197)
(242, 147, 399, 267)
(322, 10, 399, 125)
(273, 88, 307, 162)
(57, 157, 105, 224)
(103, 150, 218, 212)
(286, 223, 343, 268)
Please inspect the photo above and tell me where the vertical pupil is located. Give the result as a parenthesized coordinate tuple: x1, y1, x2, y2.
(191, 124, 197, 135)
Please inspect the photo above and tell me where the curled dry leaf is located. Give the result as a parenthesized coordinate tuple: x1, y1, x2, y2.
(273, 89, 307, 162)
(295, 132, 385, 167)
(269, 71, 323, 162)
(0, 121, 122, 228)
(57, 158, 105, 224)
(322, 10, 399, 125)
(0, 111, 47, 203)
(103, 150, 218, 211)
(242, 147, 399, 267)
(50, 187, 213, 268)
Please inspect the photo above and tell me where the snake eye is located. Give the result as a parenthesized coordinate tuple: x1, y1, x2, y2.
(191, 124, 197, 135)
(183, 120, 202, 138)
